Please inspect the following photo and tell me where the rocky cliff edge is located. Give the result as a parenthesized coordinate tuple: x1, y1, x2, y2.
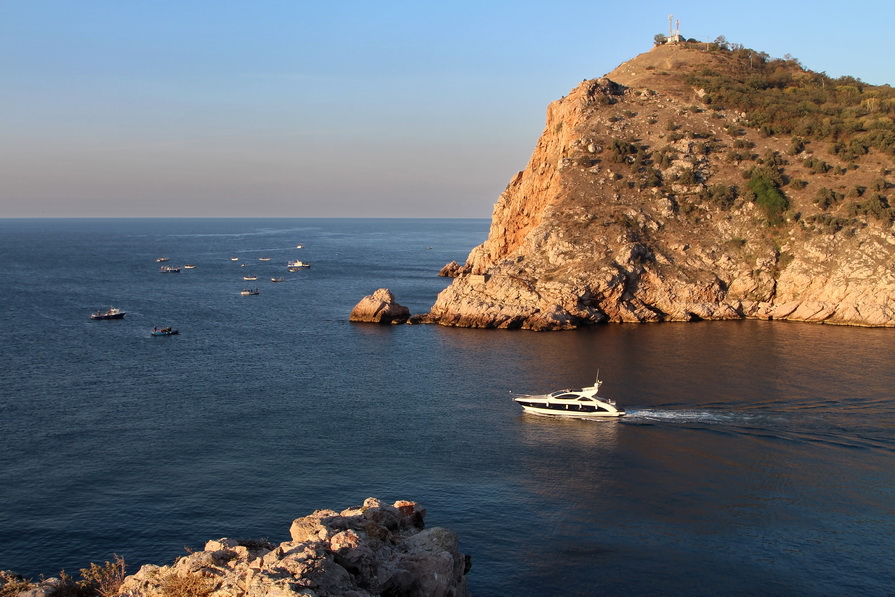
(424, 45, 895, 330)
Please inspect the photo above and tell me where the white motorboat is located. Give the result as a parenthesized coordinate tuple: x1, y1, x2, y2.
(287, 260, 311, 269)
(513, 376, 625, 418)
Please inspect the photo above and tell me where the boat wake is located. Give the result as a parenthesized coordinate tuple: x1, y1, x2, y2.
(623, 408, 775, 426)
(623, 407, 895, 453)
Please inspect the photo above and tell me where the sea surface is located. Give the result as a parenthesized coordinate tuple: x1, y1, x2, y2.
(0, 218, 893, 596)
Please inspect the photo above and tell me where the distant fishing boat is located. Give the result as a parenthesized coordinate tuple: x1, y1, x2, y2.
(259, 257, 272, 261)
(183, 264, 196, 269)
(150, 326, 179, 336)
(241, 288, 260, 296)
(160, 265, 181, 273)
(244, 274, 257, 280)
(90, 307, 126, 320)
(287, 260, 311, 269)
(271, 277, 285, 283)
(156, 257, 169, 263)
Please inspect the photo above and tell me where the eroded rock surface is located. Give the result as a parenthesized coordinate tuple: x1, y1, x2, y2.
(118, 498, 469, 597)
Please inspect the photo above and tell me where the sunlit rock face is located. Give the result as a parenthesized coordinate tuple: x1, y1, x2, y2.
(117, 498, 470, 597)
(425, 45, 895, 330)
(350, 288, 411, 324)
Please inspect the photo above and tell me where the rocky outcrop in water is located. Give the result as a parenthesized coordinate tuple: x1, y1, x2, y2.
(349, 289, 411, 325)
(3, 498, 469, 597)
(120, 498, 468, 597)
(422, 44, 895, 330)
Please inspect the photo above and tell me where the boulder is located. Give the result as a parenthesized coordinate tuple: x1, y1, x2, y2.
(349, 288, 411, 324)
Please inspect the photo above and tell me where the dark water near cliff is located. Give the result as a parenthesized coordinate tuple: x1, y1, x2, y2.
(1, 218, 893, 596)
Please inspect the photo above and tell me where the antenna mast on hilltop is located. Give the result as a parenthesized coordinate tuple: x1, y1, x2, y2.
(666, 15, 681, 43)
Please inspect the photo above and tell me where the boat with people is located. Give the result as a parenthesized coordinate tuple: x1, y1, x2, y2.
(156, 257, 169, 262)
(513, 375, 625, 418)
(231, 257, 239, 261)
(240, 288, 260, 295)
(243, 274, 257, 280)
(259, 257, 271, 261)
(160, 265, 181, 273)
(287, 260, 311, 269)
(271, 277, 285, 282)
(150, 326, 179, 336)
(90, 307, 126, 320)
(184, 264, 196, 269)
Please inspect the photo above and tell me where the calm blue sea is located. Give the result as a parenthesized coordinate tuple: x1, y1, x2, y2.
(1, 218, 893, 596)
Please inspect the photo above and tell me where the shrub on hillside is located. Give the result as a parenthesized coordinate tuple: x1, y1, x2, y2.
(747, 169, 789, 225)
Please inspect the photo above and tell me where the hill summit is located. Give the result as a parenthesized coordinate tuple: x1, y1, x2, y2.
(424, 42, 895, 329)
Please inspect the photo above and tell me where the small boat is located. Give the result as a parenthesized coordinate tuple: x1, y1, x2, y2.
(271, 277, 285, 283)
(156, 257, 169, 262)
(184, 264, 197, 269)
(287, 260, 311, 269)
(151, 326, 179, 336)
(90, 307, 126, 320)
(295, 244, 303, 249)
(513, 375, 625, 418)
(240, 288, 260, 296)
(243, 275, 257, 280)
(231, 257, 239, 261)
(259, 257, 272, 261)
(160, 265, 181, 273)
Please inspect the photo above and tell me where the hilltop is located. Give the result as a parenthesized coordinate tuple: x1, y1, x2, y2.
(422, 42, 895, 329)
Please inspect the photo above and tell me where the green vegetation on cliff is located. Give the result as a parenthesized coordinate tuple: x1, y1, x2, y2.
(683, 44, 895, 158)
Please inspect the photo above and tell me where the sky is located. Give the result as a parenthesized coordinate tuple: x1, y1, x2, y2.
(2, 1, 892, 218)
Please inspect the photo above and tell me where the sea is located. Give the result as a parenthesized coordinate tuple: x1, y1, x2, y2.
(0, 218, 893, 596)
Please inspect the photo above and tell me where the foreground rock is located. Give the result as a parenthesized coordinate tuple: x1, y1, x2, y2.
(424, 44, 895, 330)
(349, 289, 411, 324)
(3, 499, 469, 596)
(119, 498, 469, 597)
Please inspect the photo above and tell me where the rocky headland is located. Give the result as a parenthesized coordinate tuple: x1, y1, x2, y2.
(415, 43, 895, 330)
(2, 498, 469, 597)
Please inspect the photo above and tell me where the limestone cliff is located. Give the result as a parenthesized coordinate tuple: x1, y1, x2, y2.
(427, 43, 895, 330)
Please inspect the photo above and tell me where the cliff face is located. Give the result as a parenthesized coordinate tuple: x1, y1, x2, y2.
(428, 45, 895, 330)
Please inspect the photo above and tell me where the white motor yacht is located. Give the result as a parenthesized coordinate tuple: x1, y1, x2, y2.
(513, 376, 625, 418)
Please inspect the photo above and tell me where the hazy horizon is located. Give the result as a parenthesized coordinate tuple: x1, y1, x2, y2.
(2, 0, 891, 218)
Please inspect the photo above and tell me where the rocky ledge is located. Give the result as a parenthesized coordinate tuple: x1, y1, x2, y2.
(4, 498, 470, 597)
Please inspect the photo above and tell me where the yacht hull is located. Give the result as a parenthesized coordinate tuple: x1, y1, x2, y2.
(516, 402, 625, 418)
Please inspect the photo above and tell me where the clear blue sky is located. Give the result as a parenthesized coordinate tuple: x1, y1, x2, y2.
(2, 1, 891, 218)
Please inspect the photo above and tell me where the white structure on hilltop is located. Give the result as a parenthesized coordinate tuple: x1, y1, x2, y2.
(666, 15, 682, 44)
